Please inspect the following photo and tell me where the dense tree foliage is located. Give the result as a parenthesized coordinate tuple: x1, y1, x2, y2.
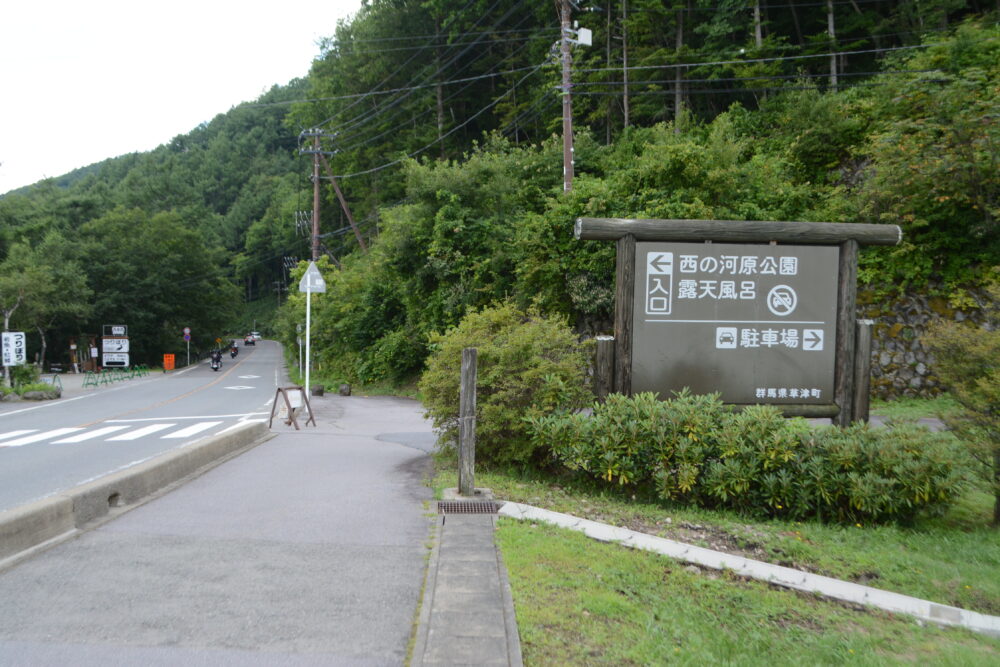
(0, 2, 995, 377)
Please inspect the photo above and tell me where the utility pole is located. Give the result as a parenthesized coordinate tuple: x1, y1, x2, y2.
(299, 128, 368, 255)
(559, 0, 592, 192)
(561, 0, 574, 192)
(311, 132, 321, 261)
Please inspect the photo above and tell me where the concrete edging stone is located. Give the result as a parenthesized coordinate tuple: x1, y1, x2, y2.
(0, 421, 272, 567)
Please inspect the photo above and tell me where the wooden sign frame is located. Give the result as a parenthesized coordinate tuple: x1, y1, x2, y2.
(576, 217, 901, 426)
(269, 386, 317, 429)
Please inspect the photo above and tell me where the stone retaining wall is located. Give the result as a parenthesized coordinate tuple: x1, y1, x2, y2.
(862, 286, 993, 399)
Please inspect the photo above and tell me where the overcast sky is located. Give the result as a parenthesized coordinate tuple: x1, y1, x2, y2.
(0, 0, 361, 195)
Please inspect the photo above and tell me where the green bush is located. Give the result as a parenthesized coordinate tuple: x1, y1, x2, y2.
(419, 301, 592, 466)
(10, 364, 40, 387)
(15, 382, 57, 396)
(924, 282, 1000, 526)
(532, 392, 970, 524)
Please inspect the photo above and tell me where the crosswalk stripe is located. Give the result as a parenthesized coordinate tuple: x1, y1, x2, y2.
(161, 421, 223, 439)
(52, 425, 131, 444)
(0, 430, 38, 443)
(107, 423, 176, 441)
(2, 428, 84, 447)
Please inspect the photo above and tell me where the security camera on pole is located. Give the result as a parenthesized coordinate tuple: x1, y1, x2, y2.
(298, 261, 326, 395)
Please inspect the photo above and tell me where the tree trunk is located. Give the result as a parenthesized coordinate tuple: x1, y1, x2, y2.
(827, 0, 838, 91)
(674, 5, 684, 131)
(35, 324, 47, 371)
(436, 19, 445, 158)
(754, 0, 763, 48)
(622, 0, 630, 128)
(606, 0, 613, 143)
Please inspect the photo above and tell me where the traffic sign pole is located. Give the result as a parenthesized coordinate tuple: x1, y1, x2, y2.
(298, 262, 326, 394)
(183, 328, 192, 367)
(305, 288, 312, 393)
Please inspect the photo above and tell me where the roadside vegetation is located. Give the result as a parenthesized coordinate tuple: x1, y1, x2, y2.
(422, 303, 999, 660)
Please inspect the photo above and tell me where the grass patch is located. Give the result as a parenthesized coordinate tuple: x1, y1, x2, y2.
(432, 465, 1000, 615)
(869, 394, 964, 422)
(497, 519, 1000, 665)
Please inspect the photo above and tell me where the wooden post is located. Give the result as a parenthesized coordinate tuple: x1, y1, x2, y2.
(458, 347, 477, 497)
(852, 319, 874, 424)
(614, 234, 635, 395)
(595, 336, 614, 402)
(833, 239, 859, 427)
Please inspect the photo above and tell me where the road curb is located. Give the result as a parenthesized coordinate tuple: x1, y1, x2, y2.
(0, 421, 272, 567)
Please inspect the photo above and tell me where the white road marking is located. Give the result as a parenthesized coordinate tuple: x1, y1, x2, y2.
(107, 423, 176, 441)
(0, 429, 38, 442)
(107, 413, 269, 422)
(52, 425, 131, 443)
(2, 428, 84, 447)
(161, 421, 223, 439)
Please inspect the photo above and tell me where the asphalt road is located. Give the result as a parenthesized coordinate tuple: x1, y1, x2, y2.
(0, 384, 437, 664)
(0, 341, 284, 512)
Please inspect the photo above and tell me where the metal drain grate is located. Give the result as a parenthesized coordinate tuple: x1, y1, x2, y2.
(437, 500, 501, 515)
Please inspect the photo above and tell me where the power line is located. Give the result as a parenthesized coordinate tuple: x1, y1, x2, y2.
(316, 1, 540, 149)
(573, 68, 940, 87)
(330, 30, 557, 56)
(334, 62, 547, 179)
(575, 43, 930, 75)
(313, 0, 516, 132)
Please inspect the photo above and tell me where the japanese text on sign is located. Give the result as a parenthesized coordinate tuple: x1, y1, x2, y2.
(632, 242, 839, 405)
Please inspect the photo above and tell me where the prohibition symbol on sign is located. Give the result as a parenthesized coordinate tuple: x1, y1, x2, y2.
(766, 285, 798, 316)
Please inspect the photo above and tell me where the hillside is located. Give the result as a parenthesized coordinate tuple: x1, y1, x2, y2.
(0, 1, 996, 377)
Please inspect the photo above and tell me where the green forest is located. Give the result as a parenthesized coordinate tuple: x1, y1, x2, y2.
(0, 0, 997, 383)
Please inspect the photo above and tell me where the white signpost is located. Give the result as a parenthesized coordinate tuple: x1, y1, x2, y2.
(2, 332, 27, 367)
(298, 262, 327, 394)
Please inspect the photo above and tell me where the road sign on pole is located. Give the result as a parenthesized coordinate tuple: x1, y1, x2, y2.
(299, 261, 327, 293)
(298, 261, 326, 394)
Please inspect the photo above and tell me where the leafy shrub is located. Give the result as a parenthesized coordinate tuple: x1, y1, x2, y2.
(924, 282, 1000, 525)
(356, 327, 427, 385)
(419, 301, 592, 466)
(10, 364, 40, 387)
(532, 392, 970, 524)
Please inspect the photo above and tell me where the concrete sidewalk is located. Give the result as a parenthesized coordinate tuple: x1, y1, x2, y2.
(0, 393, 522, 666)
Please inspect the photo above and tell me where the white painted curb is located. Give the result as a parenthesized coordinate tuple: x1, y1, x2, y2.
(498, 501, 1000, 639)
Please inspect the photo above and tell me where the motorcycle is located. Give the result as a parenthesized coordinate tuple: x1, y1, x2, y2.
(210, 353, 221, 371)
(230, 346, 238, 359)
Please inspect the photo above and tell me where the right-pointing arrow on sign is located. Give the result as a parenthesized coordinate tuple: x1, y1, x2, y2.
(803, 329, 824, 351)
